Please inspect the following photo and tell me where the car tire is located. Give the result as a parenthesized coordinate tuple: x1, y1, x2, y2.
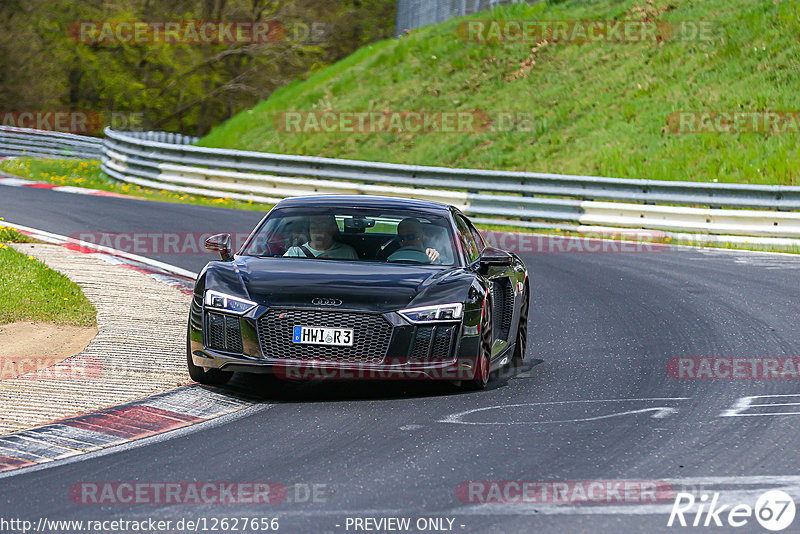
(511, 282, 529, 366)
(463, 300, 492, 391)
(186, 328, 233, 386)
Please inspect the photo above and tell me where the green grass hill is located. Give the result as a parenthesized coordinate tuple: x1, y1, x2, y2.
(199, 0, 800, 186)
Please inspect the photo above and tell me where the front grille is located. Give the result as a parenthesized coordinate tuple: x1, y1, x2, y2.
(258, 309, 392, 364)
(206, 312, 243, 354)
(493, 280, 515, 340)
(409, 324, 456, 361)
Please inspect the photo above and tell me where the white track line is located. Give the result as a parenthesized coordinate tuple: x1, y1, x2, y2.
(0, 220, 197, 278)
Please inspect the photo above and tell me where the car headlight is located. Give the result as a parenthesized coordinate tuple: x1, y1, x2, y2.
(204, 290, 257, 315)
(399, 303, 463, 323)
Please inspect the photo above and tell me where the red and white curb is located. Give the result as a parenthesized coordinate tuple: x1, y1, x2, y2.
(0, 174, 135, 199)
(0, 220, 196, 294)
(0, 385, 254, 473)
(0, 220, 234, 469)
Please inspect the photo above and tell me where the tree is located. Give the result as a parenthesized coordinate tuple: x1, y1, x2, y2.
(0, 0, 395, 135)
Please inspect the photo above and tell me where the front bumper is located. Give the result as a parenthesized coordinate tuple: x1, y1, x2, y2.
(188, 302, 482, 381)
(191, 350, 479, 380)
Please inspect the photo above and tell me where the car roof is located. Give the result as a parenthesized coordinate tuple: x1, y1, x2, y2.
(274, 195, 455, 214)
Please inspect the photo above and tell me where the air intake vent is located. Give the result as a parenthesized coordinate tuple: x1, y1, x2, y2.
(493, 280, 514, 341)
(206, 312, 243, 354)
(409, 324, 456, 361)
(411, 326, 433, 359)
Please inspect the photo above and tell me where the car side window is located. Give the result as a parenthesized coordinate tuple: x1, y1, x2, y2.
(455, 215, 479, 263)
(468, 221, 486, 253)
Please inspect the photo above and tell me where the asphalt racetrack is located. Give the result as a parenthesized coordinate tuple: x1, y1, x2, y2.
(2, 184, 800, 533)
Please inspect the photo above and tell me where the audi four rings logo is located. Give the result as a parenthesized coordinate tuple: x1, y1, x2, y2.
(312, 298, 342, 306)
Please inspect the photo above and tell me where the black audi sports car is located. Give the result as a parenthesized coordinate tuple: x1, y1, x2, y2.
(187, 195, 529, 390)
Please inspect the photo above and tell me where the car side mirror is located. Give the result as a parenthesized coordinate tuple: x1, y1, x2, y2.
(478, 247, 513, 269)
(205, 233, 233, 261)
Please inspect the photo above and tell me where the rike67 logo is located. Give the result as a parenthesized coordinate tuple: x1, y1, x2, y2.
(668, 490, 796, 531)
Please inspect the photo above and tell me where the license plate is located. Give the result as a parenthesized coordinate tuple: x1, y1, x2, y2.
(293, 326, 354, 346)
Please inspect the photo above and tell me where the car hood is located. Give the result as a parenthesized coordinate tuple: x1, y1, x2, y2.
(230, 257, 471, 312)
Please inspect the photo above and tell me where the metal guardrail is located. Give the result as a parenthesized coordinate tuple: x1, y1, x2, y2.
(395, 0, 534, 36)
(0, 126, 196, 160)
(98, 128, 800, 211)
(0, 126, 103, 159)
(115, 130, 200, 145)
(97, 128, 800, 237)
(2, 125, 800, 240)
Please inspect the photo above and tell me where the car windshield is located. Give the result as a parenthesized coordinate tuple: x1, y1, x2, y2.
(242, 206, 459, 266)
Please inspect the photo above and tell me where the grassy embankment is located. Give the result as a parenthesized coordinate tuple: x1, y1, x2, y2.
(0, 227, 96, 326)
(200, 0, 800, 186)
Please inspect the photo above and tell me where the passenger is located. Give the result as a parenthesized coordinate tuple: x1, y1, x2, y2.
(284, 218, 309, 248)
(283, 215, 358, 260)
(387, 218, 441, 263)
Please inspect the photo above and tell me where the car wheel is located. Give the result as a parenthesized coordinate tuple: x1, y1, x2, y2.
(511, 282, 529, 366)
(186, 328, 233, 386)
(463, 300, 492, 391)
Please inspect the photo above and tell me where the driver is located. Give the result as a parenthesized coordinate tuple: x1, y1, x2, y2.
(387, 217, 441, 263)
(284, 214, 358, 260)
